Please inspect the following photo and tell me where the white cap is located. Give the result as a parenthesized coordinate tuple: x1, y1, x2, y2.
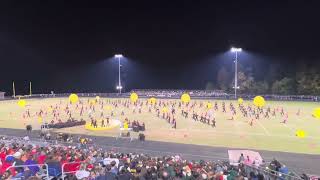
(13, 152, 21, 158)
(202, 173, 208, 179)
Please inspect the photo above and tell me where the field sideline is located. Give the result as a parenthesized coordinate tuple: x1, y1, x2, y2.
(0, 97, 319, 154)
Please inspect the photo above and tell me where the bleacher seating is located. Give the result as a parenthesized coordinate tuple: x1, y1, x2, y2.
(0, 138, 311, 180)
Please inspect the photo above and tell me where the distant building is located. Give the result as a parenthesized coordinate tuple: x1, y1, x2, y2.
(0, 92, 5, 99)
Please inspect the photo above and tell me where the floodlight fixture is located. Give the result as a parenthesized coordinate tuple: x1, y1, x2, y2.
(114, 54, 123, 58)
(231, 47, 242, 52)
(230, 47, 242, 98)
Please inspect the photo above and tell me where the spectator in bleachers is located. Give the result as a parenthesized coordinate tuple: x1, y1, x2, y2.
(75, 163, 90, 179)
(0, 140, 303, 180)
(12, 151, 24, 176)
(24, 155, 40, 177)
(102, 164, 117, 180)
(46, 155, 62, 177)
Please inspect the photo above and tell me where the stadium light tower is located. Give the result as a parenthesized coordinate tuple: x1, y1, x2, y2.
(115, 54, 123, 94)
(231, 47, 242, 99)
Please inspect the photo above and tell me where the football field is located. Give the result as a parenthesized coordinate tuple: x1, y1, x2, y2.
(0, 97, 319, 154)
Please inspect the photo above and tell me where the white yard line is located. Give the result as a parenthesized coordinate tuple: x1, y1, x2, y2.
(255, 120, 271, 136)
(283, 123, 296, 134)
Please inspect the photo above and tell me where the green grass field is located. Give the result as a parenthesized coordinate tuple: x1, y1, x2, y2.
(0, 98, 319, 154)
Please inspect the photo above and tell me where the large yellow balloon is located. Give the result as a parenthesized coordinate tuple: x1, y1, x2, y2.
(69, 94, 79, 104)
(253, 96, 265, 107)
(148, 97, 157, 105)
(17, 100, 26, 108)
(206, 102, 212, 109)
(238, 98, 244, 104)
(130, 92, 139, 103)
(312, 108, 320, 119)
(296, 130, 306, 138)
(181, 93, 191, 103)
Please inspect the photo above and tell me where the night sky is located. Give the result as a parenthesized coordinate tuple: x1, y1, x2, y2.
(0, 1, 319, 94)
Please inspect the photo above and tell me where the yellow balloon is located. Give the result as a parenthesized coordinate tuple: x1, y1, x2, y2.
(96, 96, 100, 101)
(296, 130, 306, 138)
(69, 93, 79, 104)
(238, 98, 244, 104)
(181, 93, 191, 103)
(206, 102, 212, 109)
(17, 100, 26, 108)
(130, 92, 139, 103)
(312, 108, 320, 119)
(148, 97, 157, 105)
(161, 106, 168, 113)
(253, 96, 265, 107)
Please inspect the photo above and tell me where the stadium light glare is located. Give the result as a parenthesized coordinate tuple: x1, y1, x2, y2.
(114, 54, 123, 58)
(116, 85, 123, 90)
(115, 54, 124, 94)
(231, 47, 242, 52)
(230, 47, 242, 99)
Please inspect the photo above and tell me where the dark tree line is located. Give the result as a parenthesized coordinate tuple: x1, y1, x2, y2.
(206, 61, 320, 95)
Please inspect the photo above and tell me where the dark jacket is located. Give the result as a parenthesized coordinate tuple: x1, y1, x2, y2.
(104, 171, 117, 180)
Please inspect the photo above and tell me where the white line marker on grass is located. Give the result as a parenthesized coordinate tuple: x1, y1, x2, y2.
(283, 124, 296, 134)
(256, 120, 271, 136)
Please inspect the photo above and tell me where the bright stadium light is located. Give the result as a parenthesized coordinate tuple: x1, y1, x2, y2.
(230, 47, 242, 99)
(116, 85, 123, 90)
(114, 54, 124, 94)
(231, 47, 242, 52)
(114, 54, 123, 58)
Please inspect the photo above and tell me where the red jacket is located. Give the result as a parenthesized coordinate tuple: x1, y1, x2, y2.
(38, 155, 47, 164)
(0, 162, 16, 176)
(63, 161, 81, 174)
(0, 152, 6, 163)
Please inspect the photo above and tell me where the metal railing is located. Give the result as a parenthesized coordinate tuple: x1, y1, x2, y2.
(243, 163, 302, 180)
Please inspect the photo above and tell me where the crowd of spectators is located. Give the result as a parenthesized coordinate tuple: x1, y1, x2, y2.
(131, 90, 228, 98)
(238, 94, 319, 102)
(0, 133, 317, 180)
(0, 138, 277, 180)
(131, 90, 320, 102)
